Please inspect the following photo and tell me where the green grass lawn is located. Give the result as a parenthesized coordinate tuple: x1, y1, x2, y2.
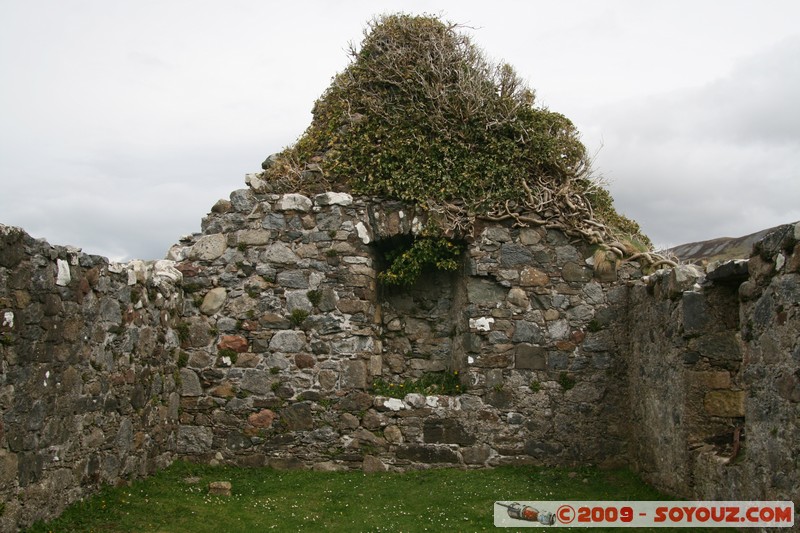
(26, 462, 734, 532)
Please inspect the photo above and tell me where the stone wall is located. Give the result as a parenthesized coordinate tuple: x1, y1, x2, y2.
(625, 222, 799, 516)
(166, 185, 636, 472)
(1, 172, 798, 530)
(734, 225, 799, 503)
(626, 261, 746, 495)
(0, 225, 183, 530)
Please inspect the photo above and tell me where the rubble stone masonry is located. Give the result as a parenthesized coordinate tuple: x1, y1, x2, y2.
(1, 180, 797, 529)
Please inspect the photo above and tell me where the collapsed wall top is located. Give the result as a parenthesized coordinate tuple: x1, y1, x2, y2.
(258, 13, 657, 266)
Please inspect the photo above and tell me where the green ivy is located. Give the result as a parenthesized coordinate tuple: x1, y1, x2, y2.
(379, 236, 462, 286)
(372, 371, 463, 398)
(263, 14, 650, 249)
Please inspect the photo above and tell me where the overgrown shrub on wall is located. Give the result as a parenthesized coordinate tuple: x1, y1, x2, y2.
(264, 13, 657, 267)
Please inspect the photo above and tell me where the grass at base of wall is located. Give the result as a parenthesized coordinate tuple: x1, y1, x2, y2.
(26, 462, 734, 532)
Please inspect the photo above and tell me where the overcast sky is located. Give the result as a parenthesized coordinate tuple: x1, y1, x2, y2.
(1, 0, 798, 261)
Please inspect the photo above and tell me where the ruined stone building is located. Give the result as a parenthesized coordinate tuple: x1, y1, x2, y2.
(1, 187, 798, 529)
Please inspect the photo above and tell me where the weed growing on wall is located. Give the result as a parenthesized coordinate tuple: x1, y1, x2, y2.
(306, 290, 322, 307)
(289, 309, 309, 327)
(218, 349, 238, 365)
(379, 236, 462, 286)
(263, 13, 672, 270)
(175, 322, 190, 344)
(558, 372, 576, 391)
(372, 370, 463, 397)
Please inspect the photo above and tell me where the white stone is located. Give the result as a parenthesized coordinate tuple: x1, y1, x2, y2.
(547, 319, 571, 340)
(108, 262, 125, 274)
(776, 253, 785, 271)
(411, 216, 423, 234)
(355, 222, 371, 244)
(342, 256, 371, 265)
(308, 272, 325, 290)
(314, 192, 353, 206)
(675, 264, 703, 282)
(165, 244, 187, 261)
(128, 260, 148, 285)
(467, 356, 475, 364)
(153, 260, 182, 284)
(276, 193, 312, 212)
(249, 175, 268, 193)
(56, 259, 71, 286)
(384, 398, 405, 411)
(3, 311, 13, 328)
(404, 393, 426, 408)
(189, 234, 227, 261)
(245, 172, 269, 193)
(425, 396, 440, 408)
(269, 330, 307, 353)
(668, 264, 703, 298)
(66, 246, 81, 265)
(469, 316, 494, 332)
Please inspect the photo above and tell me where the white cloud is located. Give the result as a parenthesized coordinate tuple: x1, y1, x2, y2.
(583, 36, 800, 246)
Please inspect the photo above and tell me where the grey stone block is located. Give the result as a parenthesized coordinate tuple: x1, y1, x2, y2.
(177, 426, 213, 454)
(396, 444, 460, 464)
(423, 419, 475, 445)
(515, 344, 547, 370)
(340, 360, 367, 389)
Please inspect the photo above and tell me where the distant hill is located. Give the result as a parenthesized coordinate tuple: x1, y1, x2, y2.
(668, 225, 790, 264)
